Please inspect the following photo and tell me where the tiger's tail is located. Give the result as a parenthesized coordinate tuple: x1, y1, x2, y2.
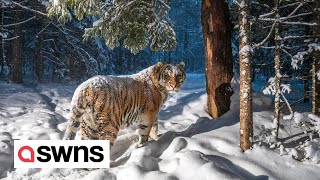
(63, 107, 82, 140)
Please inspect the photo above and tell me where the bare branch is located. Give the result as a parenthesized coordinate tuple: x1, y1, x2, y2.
(11, 1, 48, 17)
(36, 22, 52, 36)
(280, 35, 320, 40)
(252, 1, 271, 9)
(2, 16, 36, 27)
(254, 22, 275, 48)
(280, 12, 312, 21)
(3, 36, 19, 41)
(288, 3, 303, 17)
(279, 2, 301, 9)
(259, 12, 313, 22)
(281, 21, 318, 26)
(260, 46, 275, 49)
(281, 48, 293, 58)
(259, 11, 275, 18)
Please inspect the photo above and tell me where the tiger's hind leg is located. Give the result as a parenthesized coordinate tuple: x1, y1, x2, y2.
(98, 121, 119, 150)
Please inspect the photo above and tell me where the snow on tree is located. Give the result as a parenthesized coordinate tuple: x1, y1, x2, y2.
(47, 0, 176, 54)
(237, 0, 253, 151)
(252, 0, 320, 138)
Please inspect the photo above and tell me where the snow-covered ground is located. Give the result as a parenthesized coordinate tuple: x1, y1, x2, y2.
(0, 74, 320, 180)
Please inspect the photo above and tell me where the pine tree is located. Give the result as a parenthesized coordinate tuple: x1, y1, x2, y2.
(238, 0, 253, 151)
(48, 0, 176, 54)
(201, 0, 233, 118)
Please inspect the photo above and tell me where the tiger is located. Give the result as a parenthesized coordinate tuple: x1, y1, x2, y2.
(63, 61, 186, 149)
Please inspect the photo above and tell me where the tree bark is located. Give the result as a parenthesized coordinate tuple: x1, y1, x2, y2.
(312, 10, 320, 116)
(11, 7, 23, 84)
(0, 6, 3, 73)
(201, 0, 233, 118)
(303, 56, 310, 103)
(35, 33, 44, 82)
(238, 0, 253, 151)
(272, 0, 281, 138)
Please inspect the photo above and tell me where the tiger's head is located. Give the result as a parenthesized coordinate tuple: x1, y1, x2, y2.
(152, 61, 186, 93)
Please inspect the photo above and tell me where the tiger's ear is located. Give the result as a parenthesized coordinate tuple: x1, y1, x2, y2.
(156, 62, 164, 67)
(178, 61, 185, 69)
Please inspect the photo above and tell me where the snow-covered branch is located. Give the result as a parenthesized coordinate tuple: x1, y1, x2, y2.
(281, 21, 317, 26)
(258, 12, 313, 22)
(280, 35, 320, 40)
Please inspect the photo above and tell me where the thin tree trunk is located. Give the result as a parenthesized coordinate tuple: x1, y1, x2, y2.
(201, 0, 233, 118)
(312, 10, 320, 115)
(35, 33, 44, 82)
(0, 6, 3, 74)
(1, 6, 8, 83)
(303, 56, 310, 103)
(272, 0, 281, 138)
(312, 52, 320, 116)
(11, 7, 23, 84)
(238, 0, 253, 151)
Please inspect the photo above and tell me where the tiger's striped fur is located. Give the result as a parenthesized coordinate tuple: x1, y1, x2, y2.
(63, 62, 186, 148)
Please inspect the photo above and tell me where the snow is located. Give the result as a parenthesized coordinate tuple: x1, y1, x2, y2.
(304, 139, 320, 163)
(1, 74, 320, 179)
(239, 45, 253, 56)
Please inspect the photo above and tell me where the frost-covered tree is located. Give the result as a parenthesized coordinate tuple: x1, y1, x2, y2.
(237, 0, 253, 151)
(47, 0, 176, 54)
(252, 0, 320, 139)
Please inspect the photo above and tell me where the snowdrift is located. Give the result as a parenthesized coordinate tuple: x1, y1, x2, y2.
(0, 74, 320, 180)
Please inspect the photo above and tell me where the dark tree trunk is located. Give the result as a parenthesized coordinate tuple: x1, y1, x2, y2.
(201, 0, 233, 118)
(35, 33, 44, 82)
(303, 56, 310, 103)
(11, 7, 23, 84)
(0, 6, 3, 74)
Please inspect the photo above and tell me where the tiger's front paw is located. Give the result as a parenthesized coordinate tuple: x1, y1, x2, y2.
(149, 133, 161, 140)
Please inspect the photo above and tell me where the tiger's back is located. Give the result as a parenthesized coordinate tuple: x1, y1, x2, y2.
(63, 62, 186, 148)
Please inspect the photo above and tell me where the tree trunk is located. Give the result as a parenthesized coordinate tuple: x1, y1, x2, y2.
(201, 0, 233, 118)
(272, 0, 281, 138)
(238, 0, 253, 151)
(312, 52, 320, 116)
(0, 6, 3, 74)
(312, 10, 320, 115)
(35, 34, 44, 82)
(11, 7, 23, 84)
(303, 56, 310, 103)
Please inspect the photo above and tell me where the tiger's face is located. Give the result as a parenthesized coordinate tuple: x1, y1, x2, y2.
(155, 61, 186, 93)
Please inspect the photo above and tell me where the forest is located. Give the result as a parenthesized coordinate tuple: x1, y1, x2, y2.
(0, 0, 320, 179)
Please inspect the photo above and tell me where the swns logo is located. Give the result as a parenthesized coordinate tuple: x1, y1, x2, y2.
(14, 140, 110, 168)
